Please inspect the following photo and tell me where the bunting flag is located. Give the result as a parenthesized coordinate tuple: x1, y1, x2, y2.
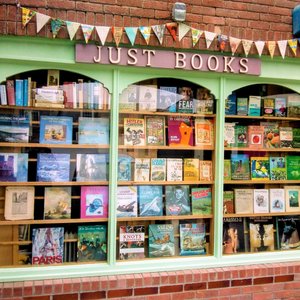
(254, 41, 265, 56)
(21, 7, 36, 28)
(267, 41, 276, 58)
(36, 12, 51, 33)
(288, 38, 298, 56)
(125, 27, 138, 46)
(277, 40, 287, 59)
(191, 28, 203, 47)
(81, 24, 94, 44)
(229, 37, 241, 55)
(204, 31, 216, 49)
(242, 39, 253, 57)
(178, 23, 190, 41)
(139, 26, 151, 45)
(95, 26, 110, 45)
(152, 24, 165, 45)
(166, 22, 177, 41)
(112, 27, 123, 47)
(218, 35, 228, 52)
(65, 21, 80, 41)
(51, 19, 64, 38)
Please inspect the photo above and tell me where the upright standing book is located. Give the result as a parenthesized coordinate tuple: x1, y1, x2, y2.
(223, 191, 234, 214)
(119, 85, 138, 111)
(253, 189, 269, 213)
(124, 117, 145, 146)
(167, 116, 194, 146)
(165, 185, 190, 215)
(191, 187, 212, 216)
(118, 155, 132, 181)
(247, 125, 264, 149)
(251, 157, 270, 180)
(231, 153, 250, 180)
(248, 96, 261, 116)
(183, 158, 199, 181)
(237, 97, 248, 115)
(145, 116, 165, 146)
(158, 86, 177, 112)
(275, 97, 287, 117)
(285, 186, 300, 212)
(199, 160, 213, 181)
(287, 94, 300, 117)
(150, 158, 166, 181)
(177, 86, 193, 113)
(234, 189, 254, 214)
(116, 186, 138, 217)
(0, 153, 28, 182)
(269, 188, 285, 213)
(269, 156, 287, 180)
(276, 216, 300, 250)
(286, 156, 300, 180)
(166, 158, 183, 181)
(134, 158, 150, 182)
(194, 118, 214, 147)
(262, 98, 275, 116)
(138, 85, 157, 112)
(225, 93, 237, 115)
(138, 185, 163, 216)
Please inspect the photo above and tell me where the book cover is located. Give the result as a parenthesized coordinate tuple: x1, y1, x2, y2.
(262, 98, 275, 116)
(15, 79, 24, 106)
(32, 227, 64, 265)
(234, 125, 248, 147)
(148, 224, 175, 257)
(80, 186, 108, 218)
(6, 79, 15, 106)
(191, 187, 212, 215)
(134, 158, 150, 182)
(150, 158, 166, 181)
(287, 94, 300, 118)
(285, 186, 300, 212)
(223, 191, 234, 214)
(269, 156, 287, 180)
(119, 225, 145, 260)
(77, 225, 107, 262)
(167, 116, 194, 146)
(0, 84, 7, 105)
(183, 158, 199, 181)
(275, 97, 287, 117)
(177, 86, 193, 113)
(47, 70, 60, 86)
(179, 223, 206, 256)
(253, 189, 269, 213)
(39, 115, 73, 144)
(234, 189, 254, 214)
(119, 84, 138, 111)
(247, 125, 264, 149)
(276, 216, 300, 250)
(76, 154, 108, 181)
(37, 153, 70, 182)
(269, 188, 285, 213)
(138, 85, 157, 112)
(224, 122, 235, 147)
(286, 156, 300, 180)
(225, 93, 237, 115)
(44, 187, 71, 219)
(166, 158, 183, 181)
(193, 99, 214, 114)
(194, 118, 214, 147)
(157, 86, 177, 112)
(118, 155, 132, 181)
(251, 157, 270, 180)
(165, 185, 190, 215)
(4, 186, 34, 220)
(124, 117, 145, 146)
(78, 117, 109, 145)
(237, 97, 248, 115)
(292, 128, 300, 148)
(116, 186, 138, 217)
(0, 153, 28, 182)
(223, 159, 231, 180)
(145, 116, 165, 146)
(279, 126, 293, 148)
(199, 160, 213, 181)
(262, 122, 280, 148)
(223, 217, 246, 254)
(231, 153, 250, 180)
(138, 185, 163, 216)
(248, 96, 261, 116)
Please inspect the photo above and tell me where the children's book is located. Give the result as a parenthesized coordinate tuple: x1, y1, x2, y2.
(269, 188, 285, 213)
(223, 159, 231, 180)
(262, 98, 275, 116)
(194, 118, 214, 147)
(119, 225, 145, 260)
(199, 160, 213, 181)
(116, 186, 138, 217)
(44, 187, 71, 219)
(134, 158, 150, 182)
(166, 158, 183, 181)
(0, 153, 28, 182)
(177, 86, 193, 113)
(179, 223, 206, 255)
(234, 189, 254, 214)
(165, 185, 190, 215)
(191, 187, 212, 215)
(279, 126, 293, 148)
(248, 96, 261, 116)
(284, 186, 300, 212)
(39, 115, 73, 144)
(77, 225, 107, 262)
(287, 94, 300, 118)
(157, 86, 177, 112)
(251, 157, 270, 180)
(247, 125, 264, 149)
(119, 84, 138, 111)
(167, 116, 194, 146)
(145, 116, 165, 146)
(253, 189, 269, 213)
(276, 216, 300, 250)
(224, 122, 235, 147)
(286, 156, 300, 180)
(32, 227, 64, 265)
(148, 224, 175, 257)
(275, 97, 287, 117)
(223, 191, 234, 214)
(231, 153, 250, 180)
(234, 125, 248, 147)
(138, 185, 163, 216)
(225, 93, 237, 115)
(262, 122, 280, 148)
(124, 117, 145, 146)
(80, 186, 108, 218)
(183, 158, 199, 181)
(237, 97, 248, 115)
(269, 156, 287, 180)
(138, 85, 157, 112)
(118, 155, 132, 181)
(150, 158, 166, 181)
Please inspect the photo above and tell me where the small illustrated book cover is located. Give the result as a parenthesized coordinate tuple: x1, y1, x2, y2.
(124, 118, 145, 146)
(191, 187, 212, 216)
(145, 116, 165, 146)
(279, 127, 293, 148)
(119, 225, 145, 260)
(234, 125, 248, 147)
(269, 156, 287, 180)
(77, 225, 107, 262)
(0, 153, 28, 182)
(183, 158, 199, 181)
(166, 158, 183, 181)
(32, 227, 64, 265)
(199, 160, 213, 181)
(116, 186, 138, 217)
(284, 186, 300, 212)
(262, 123, 280, 148)
(234, 189, 254, 214)
(292, 128, 300, 148)
(158, 86, 177, 112)
(165, 185, 190, 215)
(231, 153, 250, 180)
(39, 115, 73, 144)
(276, 216, 300, 250)
(150, 158, 166, 181)
(269, 188, 285, 213)
(37, 153, 70, 182)
(286, 156, 300, 180)
(250, 157, 270, 180)
(223, 159, 231, 180)
(237, 97, 248, 115)
(138, 185, 163, 216)
(193, 99, 214, 114)
(262, 98, 275, 116)
(224, 122, 235, 148)
(80, 186, 108, 218)
(134, 158, 150, 182)
(118, 155, 132, 181)
(138, 85, 157, 112)
(287, 94, 300, 118)
(179, 223, 206, 256)
(119, 84, 138, 111)
(148, 224, 175, 257)
(223, 191, 234, 214)
(253, 189, 269, 213)
(167, 116, 194, 146)
(225, 93, 237, 115)
(248, 96, 261, 116)
(44, 187, 71, 219)
(194, 118, 214, 147)
(247, 125, 264, 149)
(177, 86, 193, 113)
(275, 97, 287, 117)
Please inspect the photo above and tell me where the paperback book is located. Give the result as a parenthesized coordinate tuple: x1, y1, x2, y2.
(269, 156, 287, 180)
(183, 158, 199, 181)
(262, 97, 275, 116)
(134, 158, 150, 182)
(247, 125, 264, 149)
(119, 85, 138, 111)
(193, 99, 214, 114)
(166, 158, 183, 181)
(224, 122, 235, 148)
(275, 97, 287, 117)
(250, 157, 270, 180)
(124, 117, 145, 146)
(223, 191, 234, 214)
(262, 123, 280, 148)
(177, 86, 193, 113)
(157, 86, 177, 112)
(145, 116, 165, 146)
(287, 94, 300, 117)
(138, 85, 157, 112)
(167, 116, 194, 146)
(118, 155, 132, 181)
(225, 93, 237, 115)
(276, 216, 300, 250)
(253, 189, 269, 213)
(0, 153, 28, 182)
(191, 187, 212, 215)
(269, 188, 285, 213)
(150, 158, 166, 181)
(194, 118, 214, 147)
(165, 185, 190, 215)
(248, 96, 261, 116)
(234, 189, 254, 214)
(293, 128, 300, 148)
(223, 159, 231, 180)
(116, 186, 138, 217)
(234, 125, 248, 147)
(285, 186, 300, 212)
(199, 160, 213, 181)
(138, 185, 163, 216)
(237, 97, 248, 115)
(279, 126, 293, 148)
(231, 153, 250, 180)
(286, 156, 300, 180)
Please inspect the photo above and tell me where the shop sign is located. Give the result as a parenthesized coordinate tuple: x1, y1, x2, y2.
(75, 44, 261, 75)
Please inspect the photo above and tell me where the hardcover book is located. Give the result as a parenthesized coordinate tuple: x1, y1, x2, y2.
(177, 86, 193, 113)
(179, 223, 206, 255)
(116, 186, 138, 217)
(234, 125, 248, 147)
(138, 85, 157, 112)
(119, 84, 138, 111)
(269, 188, 285, 213)
(150, 158, 166, 181)
(138, 185, 163, 216)
(39, 115, 73, 144)
(191, 187, 212, 215)
(32, 227, 64, 265)
(194, 118, 214, 147)
(279, 126, 293, 148)
(234, 189, 254, 214)
(247, 125, 264, 149)
(253, 189, 269, 213)
(223, 159, 231, 180)
(145, 116, 165, 146)
(119, 225, 145, 260)
(134, 158, 150, 182)
(148, 224, 175, 257)
(262, 122, 280, 148)
(285, 186, 300, 212)
(199, 160, 213, 181)
(276, 216, 300, 250)
(124, 117, 145, 146)
(224, 122, 235, 147)
(165, 185, 190, 215)
(275, 97, 287, 117)
(286, 156, 300, 180)
(77, 225, 107, 262)
(269, 156, 287, 180)
(80, 186, 108, 218)
(157, 86, 177, 112)
(166, 158, 183, 181)
(248, 96, 261, 116)
(167, 116, 194, 146)
(262, 97, 275, 116)
(225, 93, 237, 115)
(237, 97, 248, 115)
(183, 158, 199, 181)
(251, 157, 270, 180)
(0, 153, 28, 182)
(231, 153, 250, 180)
(287, 94, 300, 118)
(118, 155, 132, 181)
(223, 191, 234, 214)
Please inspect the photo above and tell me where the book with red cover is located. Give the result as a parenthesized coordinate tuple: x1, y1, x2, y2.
(167, 116, 194, 146)
(247, 125, 264, 149)
(6, 80, 15, 106)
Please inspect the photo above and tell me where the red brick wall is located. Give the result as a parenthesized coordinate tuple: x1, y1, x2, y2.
(1, 262, 300, 299)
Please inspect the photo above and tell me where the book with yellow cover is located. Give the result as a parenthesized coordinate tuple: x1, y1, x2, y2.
(194, 118, 214, 147)
(183, 158, 199, 181)
(199, 160, 213, 181)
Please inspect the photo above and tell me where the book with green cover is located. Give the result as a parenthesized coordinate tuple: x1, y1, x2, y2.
(269, 157, 287, 180)
(231, 154, 250, 180)
(292, 128, 300, 148)
(224, 159, 231, 180)
(237, 97, 248, 116)
(234, 125, 247, 147)
(251, 157, 270, 180)
(191, 187, 212, 215)
(286, 156, 300, 180)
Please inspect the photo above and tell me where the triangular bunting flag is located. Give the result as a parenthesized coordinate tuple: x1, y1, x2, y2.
(288, 38, 298, 56)
(191, 28, 203, 47)
(95, 26, 110, 45)
(178, 23, 190, 41)
(65, 21, 80, 41)
(36, 12, 51, 33)
(22, 7, 36, 28)
(166, 22, 177, 41)
(218, 34, 228, 52)
(151, 24, 165, 45)
(139, 26, 151, 45)
(277, 40, 287, 59)
(254, 41, 265, 56)
(204, 31, 216, 49)
(125, 27, 138, 46)
(267, 41, 276, 58)
(81, 24, 94, 44)
(51, 19, 64, 38)
(229, 37, 241, 55)
(242, 39, 253, 57)
(112, 27, 123, 47)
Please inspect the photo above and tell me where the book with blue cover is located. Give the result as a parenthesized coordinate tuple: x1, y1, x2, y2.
(225, 93, 237, 115)
(15, 79, 24, 106)
(37, 153, 70, 182)
(39, 115, 73, 144)
(231, 153, 250, 180)
(118, 155, 132, 181)
(138, 185, 163, 216)
(0, 153, 28, 182)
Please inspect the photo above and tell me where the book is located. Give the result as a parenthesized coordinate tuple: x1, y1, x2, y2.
(287, 94, 300, 117)
(119, 84, 138, 111)
(248, 96, 261, 116)
(167, 116, 194, 146)
(276, 216, 300, 250)
(138, 85, 157, 111)
(44, 187, 71, 219)
(231, 153, 250, 180)
(194, 118, 214, 147)
(6, 79, 15, 106)
(32, 227, 64, 265)
(166, 158, 183, 181)
(145, 116, 165, 146)
(286, 156, 300, 180)
(124, 117, 145, 146)
(39, 115, 73, 144)
(247, 125, 264, 149)
(237, 97, 248, 115)
(191, 187, 212, 215)
(134, 158, 150, 182)
(0, 153, 28, 182)
(250, 157, 270, 180)
(119, 225, 145, 260)
(193, 99, 214, 114)
(77, 225, 107, 262)
(80, 186, 108, 218)
(285, 186, 300, 212)
(279, 126, 293, 148)
(224, 122, 235, 147)
(118, 155, 132, 181)
(47, 70, 60, 86)
(262, 122, 280, 148)
(269, 156, 287, 180)
(15, 79, 24, 106)
(183, 158, 199, 181)
(223, 159, 231, 180)
(138, 185, 163, 216)
(223, 217, 246, 254)
(269, 188, 285, 213)
(0, 84, 7, 105)
(234, 189, 253, 214)
(177, 86, 193, 113)
(150, 158, 166, 181)
(253, 189, 269, 213)
(199, 160, 213, 181)
(22, 79, 28, 106)
(148, 224, 175, 257)
(179, 223, 206, 255)
(225, 93, 237, 115)
(78, 117, 109, 145)
(292, 128, 300, 148)
(275, 97, 287, 117)
(234, 125, 247, 147)
(76, 154, 108, 181)
(37, 153, 70, 182)
(4, 186, 34, 220)
(262, 97, 275, 116)
(116, 186, 138, 217)
(223, 191, 234, 214)
(157, 86, 177, 112)
(165, 185, 190, 215)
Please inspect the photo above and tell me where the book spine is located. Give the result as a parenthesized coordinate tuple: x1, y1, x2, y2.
(23, 79, 28, 107)
(6, 80, 15, 106)
(0, 85, 7, 105)
(15, 79, 24, 107)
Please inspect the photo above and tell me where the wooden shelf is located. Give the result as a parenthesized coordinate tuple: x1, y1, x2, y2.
(224, 212, 300, 217)
(119, 111, 216, 118)
(0, 181, 109, 186)
(0, 142, 110, 149)
(224, 180, 300, 184)
(119, 145, 214, 150)
(225, 115, 300, 121)
(224, 147, 300, 152)
(0, 218, 108, 225)
(117, 215, 213, 221)
(118, 180, 214, 185)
